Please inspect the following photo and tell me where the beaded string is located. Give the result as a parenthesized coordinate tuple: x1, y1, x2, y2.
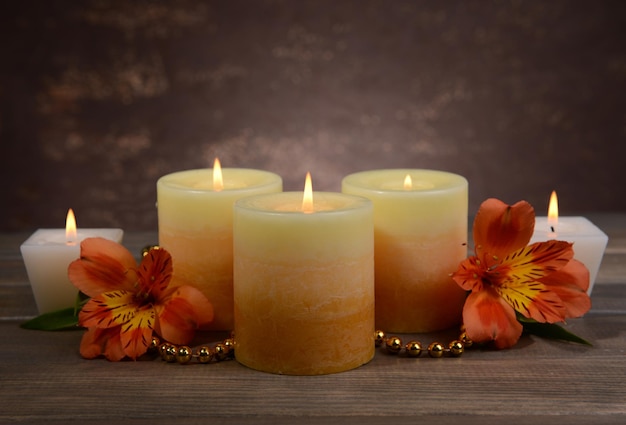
(153, 328, 473, 365)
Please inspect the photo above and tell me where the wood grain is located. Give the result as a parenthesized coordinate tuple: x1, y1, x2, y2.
(1, 215, 625, 424)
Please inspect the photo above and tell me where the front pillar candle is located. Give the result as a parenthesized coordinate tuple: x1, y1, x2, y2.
(157, 167, 282, 331)
(342, 169, 468, 333)
(233, 192, 374, 375)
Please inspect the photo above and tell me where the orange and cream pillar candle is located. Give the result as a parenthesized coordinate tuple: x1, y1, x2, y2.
(342, 169, 468, 333)
(157, 159, 282, 330)
(233, 173, 375, 375)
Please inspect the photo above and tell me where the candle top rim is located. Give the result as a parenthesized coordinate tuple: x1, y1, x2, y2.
(342, 169, 467, 192)
(235, 191, 372, 215)
(21, 228, 124, 246)
(157, 168, 282, 192)
(532, 216, 609, 238)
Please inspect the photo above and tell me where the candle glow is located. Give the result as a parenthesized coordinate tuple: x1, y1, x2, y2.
(548, 190, 558, 232)
(403, 174, 412, 190)
(65, 208, 77, 245)
(302, 172, 314, 213)
(213, 158, 224, 192)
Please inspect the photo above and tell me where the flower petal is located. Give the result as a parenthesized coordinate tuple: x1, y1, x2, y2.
(136, 247, 173, 299)
(156, 286, 214, 345)
(497, 278, 566, 323)
(473, 199, 535, 260)
(499, 240, 574, 280)
(119, 308, 155, 360)
(487, 241, 576, 323)
(451, 256, 483, 291)
(79, 290, 139, 329)
(68, 237, 137, 297)
(463, 287, 523, 349)
(539, 259, 591, 318)
(79, 327, 126, 361)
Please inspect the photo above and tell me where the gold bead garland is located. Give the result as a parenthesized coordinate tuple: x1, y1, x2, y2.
(151, 336, 236, 364)
(152, 329, 472, 365)
(376, 329, 471, 358)
(140, 246, 473, 365)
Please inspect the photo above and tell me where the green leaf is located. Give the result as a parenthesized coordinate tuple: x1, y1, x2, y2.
(74, 291, 89, 313)
(20, 307, 81, 331)
(520, 319, 592, 346)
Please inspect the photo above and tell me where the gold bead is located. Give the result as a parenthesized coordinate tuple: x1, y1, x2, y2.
(165, 345, 178, 363)
(176, 346, 192, 364)
(405, 341, 423, 357)
(159, 343, 171, 360)
(196, 346, 213, 364)
(223, 338, 236, 358)
(148, 336, 160, 353)
(448, 340, 464, 357)
(385, 336, 403, 354)
(460, 331, 473, 348)
(428, 342, 444, 358)
(163, 344, 177, 363)
(214, 343, 228, 361)
(374, 330, 386, 347)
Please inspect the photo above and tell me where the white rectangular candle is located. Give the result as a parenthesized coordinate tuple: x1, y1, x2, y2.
(530, 216, 608, 295)
(21, 228, 124, 314)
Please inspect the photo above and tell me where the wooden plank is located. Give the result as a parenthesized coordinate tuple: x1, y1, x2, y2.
(1, 310, 625, 421)
(1, 215, 625, 423)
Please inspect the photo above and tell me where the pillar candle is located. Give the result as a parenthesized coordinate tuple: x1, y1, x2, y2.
(157, 167, 282, 330)
(530, 217, 608, 295)
(233, 191, 374, 375)
(342, 169, 468, 333)
(21, 227, 123, 314)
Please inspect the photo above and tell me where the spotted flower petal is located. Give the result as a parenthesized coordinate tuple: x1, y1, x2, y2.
(119, 308, 156, 360)
(79, 290, 138, 329)
(135, 247, 173, 299)
(451, 256, 484, 292)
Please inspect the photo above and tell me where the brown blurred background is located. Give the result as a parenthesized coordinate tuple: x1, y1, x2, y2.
(1, 0, 625, 232)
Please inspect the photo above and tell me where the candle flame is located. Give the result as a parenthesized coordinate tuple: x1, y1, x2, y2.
(403, 174, 412, 190)
(213, 158, 224, 191)
(302, 172, 314, 213)
(66, 208, 77, 245)
(548, 190, 559, 230)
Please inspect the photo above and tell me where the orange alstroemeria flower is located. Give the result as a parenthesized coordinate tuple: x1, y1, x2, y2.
(68, 237, 213, 361)
(451, 198, 591, 349)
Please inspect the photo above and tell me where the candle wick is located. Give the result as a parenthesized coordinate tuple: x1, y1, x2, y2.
(550, 226, 555, 233)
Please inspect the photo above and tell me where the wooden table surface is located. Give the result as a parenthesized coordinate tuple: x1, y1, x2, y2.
(1, 214, 625, 424)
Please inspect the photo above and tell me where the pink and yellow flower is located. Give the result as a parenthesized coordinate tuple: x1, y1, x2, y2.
(451, 198, 591, 349)
(68, 237, 213, 360)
